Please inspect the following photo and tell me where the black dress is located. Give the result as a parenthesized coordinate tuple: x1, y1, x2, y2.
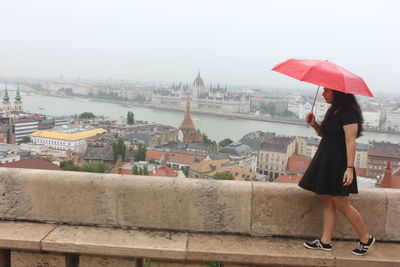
(299, 108, 359, 196)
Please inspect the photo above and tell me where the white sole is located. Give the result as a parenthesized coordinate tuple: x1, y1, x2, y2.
(351, 237, 376, 256)
(304, 242, 332, 251)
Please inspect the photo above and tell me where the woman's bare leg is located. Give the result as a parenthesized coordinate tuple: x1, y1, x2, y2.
(331, 196, 369, 243)
(320, 195, 336, 244)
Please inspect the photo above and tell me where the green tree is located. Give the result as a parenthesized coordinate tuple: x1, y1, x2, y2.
(127, 111, 135, 125)
(17, 136, 31, 145)
(79, 112, 95, 119)
(135, 144, 147, 161)
(218, 138, 233, 147)
(202, 133, 213, 145)
(143, 165, 148, 175)
(212, 172, 234, 180)
(80, 162, 108, 173)
(132, 165, 139, 175)
(113, 138, 126, 163)
(60, 160, 80, 171)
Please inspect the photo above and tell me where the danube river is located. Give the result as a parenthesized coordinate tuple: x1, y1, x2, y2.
(22, 94, 399, 144)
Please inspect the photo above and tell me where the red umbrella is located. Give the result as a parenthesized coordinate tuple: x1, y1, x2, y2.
(272, 58, 373, 112)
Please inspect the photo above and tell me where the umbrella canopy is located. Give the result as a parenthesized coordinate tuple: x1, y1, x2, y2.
(272, 58, 373, 97)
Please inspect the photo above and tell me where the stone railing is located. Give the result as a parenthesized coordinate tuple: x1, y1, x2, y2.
(0, 168, 399, 266)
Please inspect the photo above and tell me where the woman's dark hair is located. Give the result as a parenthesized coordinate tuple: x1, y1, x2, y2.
(320, 90, 364, 138)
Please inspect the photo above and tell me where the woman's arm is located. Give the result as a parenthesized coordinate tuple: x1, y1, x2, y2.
(343, 123, 358, 186)
(306, 113, 323, 137)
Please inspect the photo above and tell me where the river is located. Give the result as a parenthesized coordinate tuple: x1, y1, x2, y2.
(21, 93, 400, 144)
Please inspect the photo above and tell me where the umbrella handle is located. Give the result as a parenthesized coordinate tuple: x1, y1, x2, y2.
(311, 86, 320, 114)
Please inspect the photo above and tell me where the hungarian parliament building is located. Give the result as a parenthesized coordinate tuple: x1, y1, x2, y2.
(151, 72, 250, 113)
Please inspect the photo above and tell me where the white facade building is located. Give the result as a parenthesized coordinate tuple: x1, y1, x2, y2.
(29, 127, 106, 154)
(363, 111, 380, 128)
(296, 102, 329, 122)
(152, 72, 251, 114)
(14, 119, 42, 143)
(386, 110, 400, 130)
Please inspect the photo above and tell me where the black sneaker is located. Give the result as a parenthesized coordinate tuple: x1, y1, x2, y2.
(352, 236, 375, 256)
(304, 239, 332, 251)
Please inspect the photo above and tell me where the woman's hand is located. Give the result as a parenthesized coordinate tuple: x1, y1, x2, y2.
(306, 113, 316, 126)
(343, 168, 354, 186)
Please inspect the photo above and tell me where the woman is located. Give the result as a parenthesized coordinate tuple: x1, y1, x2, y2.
(299, 88, 375, 255)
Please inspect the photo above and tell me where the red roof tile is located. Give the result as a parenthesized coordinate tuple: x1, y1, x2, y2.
(379, 161, 400, 189)
(165, 151, 205, 166)
(0, 158, 61, 171)
(118, 168, 132, 175)
(146, 150, 166, 161)
(369, 142, 400, 158)
(149, 166, 176, 177)
(356, 168, 367, 177)
(286, 154, 312, 173)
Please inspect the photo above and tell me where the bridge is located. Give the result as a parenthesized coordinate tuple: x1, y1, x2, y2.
(0, 168, 399, 266)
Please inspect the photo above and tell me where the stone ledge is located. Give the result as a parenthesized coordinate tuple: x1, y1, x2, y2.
(1, 168, 399, 241)
(42, 225, 187, 261)
(0, 222, 399, 266)
(0, 222, 56, 251)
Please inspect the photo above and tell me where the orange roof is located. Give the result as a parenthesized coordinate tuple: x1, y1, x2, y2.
(208, 164, 260, 181)
(190, 159, 230, 173)
(179, 114, 196, 129)
(0, 158, 61, 171)
(118, 168, 132, 175)
(286, 154, 312, 173)
(149, 166, 176, 177)
(379, 161, 400, 189)
(165, 151, 206, 166)
(274, 175, 302, 183)
(146, 150, 166, 160)
(356, 168, 367, 177)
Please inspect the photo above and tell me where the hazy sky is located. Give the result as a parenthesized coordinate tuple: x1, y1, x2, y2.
(0, 0, 399, 93)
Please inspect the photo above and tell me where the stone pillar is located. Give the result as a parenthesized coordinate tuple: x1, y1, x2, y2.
(79, 255, 137, 267)
(0, 250, 10, 267)
(11, 251, 66, 267)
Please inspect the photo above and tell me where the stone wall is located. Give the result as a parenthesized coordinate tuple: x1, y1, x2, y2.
(0, 167, 398, 241)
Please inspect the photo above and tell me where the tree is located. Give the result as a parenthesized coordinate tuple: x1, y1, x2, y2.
(202, 133, 213, 145)
(113, 138, 126, 163)
(60, 160, 80, 171)
(218, 138, 233, 147)
(135, 144, 147, 161)
(143, 165, 148, 175)
(17, 136, 31, 145)
(80, 162, 108, 173)
(60, 160, 108, 173)
(132, 165, 139, 175)
(212, 172, 234, 180)
(79, 112, 95, 119)
(127, 111, 135, 125)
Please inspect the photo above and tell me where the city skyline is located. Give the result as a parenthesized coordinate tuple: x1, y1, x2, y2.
(0, 0, 399, 93)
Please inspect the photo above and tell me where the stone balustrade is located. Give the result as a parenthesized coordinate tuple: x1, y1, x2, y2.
(0, 168, 399, 266)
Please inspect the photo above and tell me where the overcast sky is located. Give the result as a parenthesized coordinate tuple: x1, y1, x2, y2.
(0, 0, 399, 93)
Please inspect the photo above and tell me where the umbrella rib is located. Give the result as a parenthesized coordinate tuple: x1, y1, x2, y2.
(299, 61, 325, 82)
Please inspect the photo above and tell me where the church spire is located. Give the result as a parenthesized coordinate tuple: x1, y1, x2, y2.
(15, 84, 22, 103)
(3, 83, 10, 103)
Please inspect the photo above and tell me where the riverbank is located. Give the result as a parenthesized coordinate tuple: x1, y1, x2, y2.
(140, 104, 400, 135)
(35, 92, 400, 135)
